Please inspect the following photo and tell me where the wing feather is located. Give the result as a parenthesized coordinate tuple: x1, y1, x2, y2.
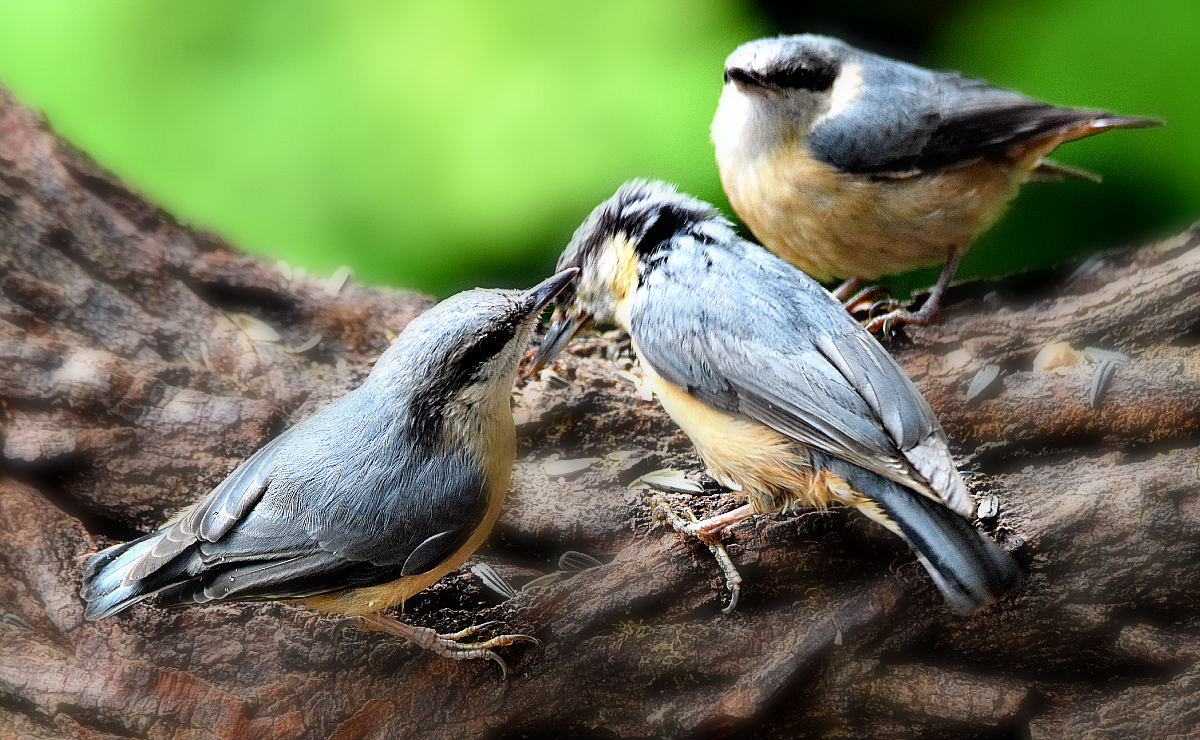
(118, 389, 492, 603)
(631, 240, 972, 514)
(808, 63, 1107, 176)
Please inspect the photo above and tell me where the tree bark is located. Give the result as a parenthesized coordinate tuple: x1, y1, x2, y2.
(2, 83, 1199, 739)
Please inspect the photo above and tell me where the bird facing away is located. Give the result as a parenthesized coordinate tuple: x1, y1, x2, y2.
(711, 34, 1160, 331)
(532, 180, 1019, 613)
(81, 268, 578, 676)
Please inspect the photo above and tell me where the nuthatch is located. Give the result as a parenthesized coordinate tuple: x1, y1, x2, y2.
(711, 34, 1159, 331)
(532, 180, 1019, 613)
(81, 268, 578, 676)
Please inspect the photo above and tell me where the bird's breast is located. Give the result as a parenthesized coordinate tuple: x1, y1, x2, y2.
(717, 140, 1021, 281)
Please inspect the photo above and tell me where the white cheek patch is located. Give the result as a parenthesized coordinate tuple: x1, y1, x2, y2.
(814, 61, 864, 128)
(578, 249, 621, 323)
(711, 85, 754, 146)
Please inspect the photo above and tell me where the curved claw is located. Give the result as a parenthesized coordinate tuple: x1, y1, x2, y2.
(443, 620, 501, 640)
(356, 612, 537, 679)
(867, 298, 902, 317)
(843, 285, 891, 315)
(456, 633, 540, 647)
(483, 650, 508, 680)
(434, 633, 539, 680)
(435, 632, 540, 650)
(721, 582, 741, 615)
(864, 310, 910, 334)
(652, 495, 745, 613)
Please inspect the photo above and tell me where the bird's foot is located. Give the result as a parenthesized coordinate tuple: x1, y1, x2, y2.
(832, 278, 897, 317)
(830, 277, 864, 302)
(864, 250, 962, 333)
(651, 495, 746, 613)
(843, 285, 892, 315)
(863, 299, 939, 334)
(357, 613, 537, 679)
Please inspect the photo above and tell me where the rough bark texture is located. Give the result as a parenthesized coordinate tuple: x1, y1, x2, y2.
(2, 84, 1199, 740)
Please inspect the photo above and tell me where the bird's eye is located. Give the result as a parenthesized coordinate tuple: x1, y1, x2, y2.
(455, 325, 517, 382)
(724, 67, 763, 87)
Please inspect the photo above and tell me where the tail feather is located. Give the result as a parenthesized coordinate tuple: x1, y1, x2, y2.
(81, 533, 192, 620)
(1057, 113, 1162, 146)
(819, 454, 1021, 613)
(1085, 115, 1163, 133)
(873, 485, 1021, 613)
(1011, 111, 1160, 172)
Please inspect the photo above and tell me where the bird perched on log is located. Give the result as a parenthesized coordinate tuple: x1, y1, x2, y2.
(711, 33, 1160, 331)
(532, 180, 1019, 613)
(81, 268, 578, 677)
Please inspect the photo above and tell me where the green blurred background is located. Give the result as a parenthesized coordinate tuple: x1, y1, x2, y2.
(0, 0, 1193, 297)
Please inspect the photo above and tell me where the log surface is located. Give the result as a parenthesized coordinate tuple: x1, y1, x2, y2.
(2, 84, 1199, 739)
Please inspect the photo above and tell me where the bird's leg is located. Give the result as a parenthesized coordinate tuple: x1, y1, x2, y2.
(357, 612, 537, 679)
(651, 496, 756, 613)
(830, 277, 864, 302)
(864, 250, 964, 333)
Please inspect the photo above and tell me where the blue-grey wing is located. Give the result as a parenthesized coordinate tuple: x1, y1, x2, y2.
(124, 387, 490, 601)
(630, 241, 972, 514)
(187, 447, 489, 602)
(125, 419, 301, 582)
(808, 62, 1096, 176)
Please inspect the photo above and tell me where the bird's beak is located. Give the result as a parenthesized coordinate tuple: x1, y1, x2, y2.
(529, 307, 589, 374)
(523, 267, 579, 316)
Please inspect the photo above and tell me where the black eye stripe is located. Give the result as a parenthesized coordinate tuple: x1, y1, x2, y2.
(746, 54, 838, 92)
(408, 308, 524, 439)
(458, 324, 519, 380)
(555, 181, 730, 292)
(725, 67, 762, 86)
(772, 64, 837, 91)
(637, 205, 693, 256)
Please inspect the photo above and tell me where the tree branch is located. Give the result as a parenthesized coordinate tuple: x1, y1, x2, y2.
(2, 83, 1199, 739)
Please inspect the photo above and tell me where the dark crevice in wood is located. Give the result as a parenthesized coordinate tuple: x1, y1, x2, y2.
(2, 458, 145, 542)
(0, 693, 61, 738)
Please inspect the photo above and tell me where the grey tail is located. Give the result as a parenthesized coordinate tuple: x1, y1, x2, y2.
(1061, 113, 1163, 144)
(819, 455, 1021, 614)
(80, 533, 190, 620)
(1086, 114, 1162, 131)
(870, 479, 1021, 613)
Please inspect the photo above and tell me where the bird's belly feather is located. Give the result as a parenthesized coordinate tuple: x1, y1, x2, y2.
(640, 360, 834, 514)
(718, 143, 1020, 281)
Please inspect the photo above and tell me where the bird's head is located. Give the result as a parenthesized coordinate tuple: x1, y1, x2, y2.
(715, 34, 857, 146)
(374, 268, 577, 424)
(531, 180, 730, 371)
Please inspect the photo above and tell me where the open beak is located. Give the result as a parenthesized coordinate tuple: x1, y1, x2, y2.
(529, 306, 589, 375)
(524, 267, 579, 316)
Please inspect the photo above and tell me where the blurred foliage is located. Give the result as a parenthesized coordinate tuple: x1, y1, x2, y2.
(926, 0, 1197, 292)
(0, 0, 1192, 297)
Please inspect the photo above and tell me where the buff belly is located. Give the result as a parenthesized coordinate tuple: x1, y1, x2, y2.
(639, 358, 853, 515)
(718, 142, 1024, 282)
(298, 483, 507, 616)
